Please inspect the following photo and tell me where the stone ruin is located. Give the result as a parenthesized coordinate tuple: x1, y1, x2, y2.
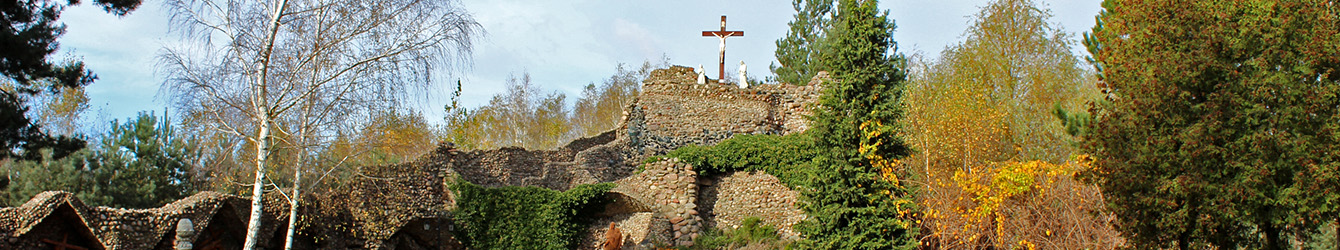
(0, 191, 281, 249)
(0, 66, 828, 249)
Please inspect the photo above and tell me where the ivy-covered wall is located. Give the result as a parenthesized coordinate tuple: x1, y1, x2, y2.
(449, 180, 614, 250)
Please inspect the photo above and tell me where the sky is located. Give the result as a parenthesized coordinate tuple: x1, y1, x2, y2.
(55, 0, 1102, 129)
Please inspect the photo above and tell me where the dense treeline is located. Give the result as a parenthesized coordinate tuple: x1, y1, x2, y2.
(1082, 1, 1340, 249)
(767, 0, 1340, 249)
(3, 112, 196, 208)
(444, 59, 666, 150)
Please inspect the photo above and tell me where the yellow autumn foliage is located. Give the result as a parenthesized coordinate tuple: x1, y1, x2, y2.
(918, 155, 1119, 249)
(900, 0, 1119, 248)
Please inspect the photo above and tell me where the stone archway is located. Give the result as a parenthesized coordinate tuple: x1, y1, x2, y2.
(24, 203, 104, 250)
(599, 191, 654, 216)
(382, 218, 462, 250)
(579, 189, 671, 250)
(191, 203, 246, 250)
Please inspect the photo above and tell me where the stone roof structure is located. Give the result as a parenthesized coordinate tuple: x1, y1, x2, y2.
(0, 66, 825, 249)
(0, 191, 281, 250)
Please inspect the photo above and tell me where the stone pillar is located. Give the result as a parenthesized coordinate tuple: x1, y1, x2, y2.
(175, 218, 194, 250)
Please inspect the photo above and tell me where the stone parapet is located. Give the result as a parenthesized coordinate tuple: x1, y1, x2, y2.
(445, 130, 637, 191)
(626, 66, 822, 159)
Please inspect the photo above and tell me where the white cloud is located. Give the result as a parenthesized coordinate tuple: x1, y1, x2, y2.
(612, 18, 662, 60)
(59, 1, 176, 123)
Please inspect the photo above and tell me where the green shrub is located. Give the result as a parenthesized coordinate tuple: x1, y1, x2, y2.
(691, 217, 789, 250)
(655, 133, 817, 189)
(449, 179, 614, 249)
(691, 227, 730, 249)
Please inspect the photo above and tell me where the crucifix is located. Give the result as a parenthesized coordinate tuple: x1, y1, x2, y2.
(702, 15, 744, 81)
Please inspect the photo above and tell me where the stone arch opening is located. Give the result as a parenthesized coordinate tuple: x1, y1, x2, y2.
(25, 203, 104, 250)
(384, 218, 461, 250)
(191, 203, 246, 250)
(598, 191, 653, 216)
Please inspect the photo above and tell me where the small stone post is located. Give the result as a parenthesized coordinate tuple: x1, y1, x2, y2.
(175, 218, 194, 250)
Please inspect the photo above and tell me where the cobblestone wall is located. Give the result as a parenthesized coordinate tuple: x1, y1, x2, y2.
(0, 150, 457, 250)
(699, 171, 807, 241)
(626, 66, 823, 159)
(0, 191, 280, 250)
(441, 65, 821, 193)
(0, 66, 826, 250)
(607, 158, 704, 247)
(445, 130, 639, 191)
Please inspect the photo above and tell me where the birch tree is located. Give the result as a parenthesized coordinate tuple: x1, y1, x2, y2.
(571, 59, 664, 138)
(900, 1, 1110, 247)
(442, 73, 575, 150)
(159, 0, 480, 248)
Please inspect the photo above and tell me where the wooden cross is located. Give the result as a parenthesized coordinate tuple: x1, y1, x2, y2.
(702, 15, 744, 81)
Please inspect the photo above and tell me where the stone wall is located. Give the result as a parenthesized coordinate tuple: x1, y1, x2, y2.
(435, 66, 823, 247)
(699, 171, 807, 241)
(0, 66, 826, 250)
(625, 66, 822, 158)
(326, 147, 457, 249)
(422, 65, 822, 193)
(593, 159, 811, 248)
(444, 130, 638, 191)
(580, 212, 666, 250)
(605, 158, 704, 247)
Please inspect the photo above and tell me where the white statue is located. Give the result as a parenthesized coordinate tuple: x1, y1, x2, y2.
(738, 61, 748, 88)
(697, 64, 707, 84)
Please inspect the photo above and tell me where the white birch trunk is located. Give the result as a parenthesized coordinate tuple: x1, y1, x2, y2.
(243, 1, 289, 249)
(243, 113, 271, 250)
(159, 1, 478, 246)
(283, 167, 300, 250)
(285, 7, 328, 246)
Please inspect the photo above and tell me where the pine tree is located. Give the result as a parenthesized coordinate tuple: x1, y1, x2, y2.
(0, 0, 141, 162)
(3, 112, 198, 208)
(797, 0, 918, 248)
(771, 0, 833, 85)
(3, 149, 94, 206)
(85, 112, 196, 208)
(1081, 1, 1340, 249)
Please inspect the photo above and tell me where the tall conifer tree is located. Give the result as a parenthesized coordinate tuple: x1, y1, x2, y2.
(772, 0, 832, 85)
(0, 0, 139, 162)
(1082, 1, 1340, 249)
(799, 0, 918, 248)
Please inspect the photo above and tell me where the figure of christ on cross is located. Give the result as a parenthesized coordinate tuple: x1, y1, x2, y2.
(702, 15, 743, 81)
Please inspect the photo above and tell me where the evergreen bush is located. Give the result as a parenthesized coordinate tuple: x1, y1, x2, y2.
(655, 133, 816, 188)
(449, 180, 614, 249)
(692, 216, 789, 250)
